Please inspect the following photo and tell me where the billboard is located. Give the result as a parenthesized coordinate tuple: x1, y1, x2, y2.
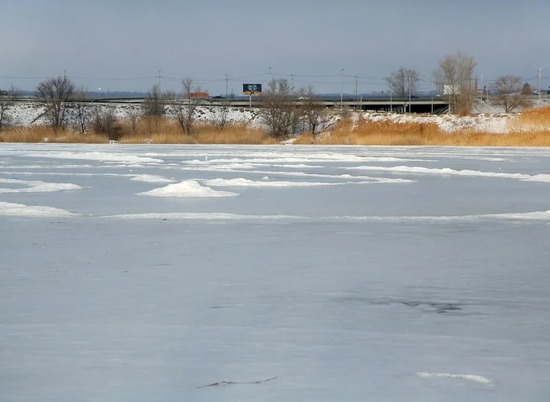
(243, 83, 262, 95)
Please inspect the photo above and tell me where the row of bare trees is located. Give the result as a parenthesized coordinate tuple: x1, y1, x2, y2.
(31, 75, 327, 140)
(26, 76, 205, 138)
(387, 51, 532, 114)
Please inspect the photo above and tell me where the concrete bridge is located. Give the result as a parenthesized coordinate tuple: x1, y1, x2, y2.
(16, 95, 450, 114)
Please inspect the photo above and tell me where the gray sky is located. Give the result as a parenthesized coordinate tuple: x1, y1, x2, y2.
(2, 0, 549, 95)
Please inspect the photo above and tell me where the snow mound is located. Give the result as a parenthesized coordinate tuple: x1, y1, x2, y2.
(0, 178, 82, 193)
(0, 201, 79, 217)
(138, 180, 238, 197)
(416, 372, 494, 386)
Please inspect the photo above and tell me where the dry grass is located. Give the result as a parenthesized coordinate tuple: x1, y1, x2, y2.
(296, 116, 550, 147)
(117, 120, 275, 144)
(0, 119, 275, 145)
(510, 105, 550, 130)
(3, 110, 550, 146)
(0, 126, 108, 143)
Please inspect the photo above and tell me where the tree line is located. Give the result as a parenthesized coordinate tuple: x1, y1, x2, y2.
(0, 51, 538, 137)
(387, 51, 533, 114)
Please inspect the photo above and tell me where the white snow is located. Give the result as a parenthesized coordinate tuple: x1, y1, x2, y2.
(0, 178, 83, 193)
(203, 177, 343, 187)
(416, 372, 494, 386)
(129, 174, 175, 183)
(23, 151, 163, 164)
(348, 165, 550, 183)
(138, 179, 239, 197)
(0, 201, 79, 217)
(104, 212, 304, 221)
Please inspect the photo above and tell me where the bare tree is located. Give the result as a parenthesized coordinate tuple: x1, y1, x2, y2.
(492, 75, 533, 113)
(433, 51, 477, 114)
(142, 84, 164, 133)
(73, 87, 89, 133)
(260, 78, 299, 140)
(297, 86, 326, 134)
(386, 67, 420, 98)
(213, 100, 231, 131)
(36, 75, 76, 130)
(124, 106, 141, 134)
(165, 79, 201, 135)
(0, 86, 19, 129)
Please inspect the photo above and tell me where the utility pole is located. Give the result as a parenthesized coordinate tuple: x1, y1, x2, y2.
(157, 69, 162, 91)
(407, 73, 412, 113)
(290, 74, 295, 92)
(354, 75, 358, 111)
(340, 68, 344, 110)
(225, 73, 230, 98)
(431, 81, 434, 114)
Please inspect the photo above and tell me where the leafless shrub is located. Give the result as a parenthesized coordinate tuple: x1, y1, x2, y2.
(260, 79, 300, 139)
(142, 84, 164, 134)
(492, 75, 533, 112)
(0, 86, 19, 129)
(165, 79, 202, 135)
(72, 87, 90, 133)
(92, 105, 119, 140)
(124, 106, 141, 133)
(36, 75, 76, 130)
(296, 86, 327, 134)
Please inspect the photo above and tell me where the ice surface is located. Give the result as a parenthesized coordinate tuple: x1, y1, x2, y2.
(1, 143, 550, 402)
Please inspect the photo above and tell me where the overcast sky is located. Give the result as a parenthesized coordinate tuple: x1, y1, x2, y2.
(2, 0, 550, 95)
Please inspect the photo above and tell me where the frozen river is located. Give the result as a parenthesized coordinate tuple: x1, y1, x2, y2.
(1, 143, 550, 402)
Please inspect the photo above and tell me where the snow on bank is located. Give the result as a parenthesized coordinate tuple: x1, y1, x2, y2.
(7, 101, 261, 128)
(0, 201, 79, 217)
(138, 180, 238, 197)
(358, 111, 513, 133)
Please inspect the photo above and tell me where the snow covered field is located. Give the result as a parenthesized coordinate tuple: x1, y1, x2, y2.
(1, 143, 550, 402)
